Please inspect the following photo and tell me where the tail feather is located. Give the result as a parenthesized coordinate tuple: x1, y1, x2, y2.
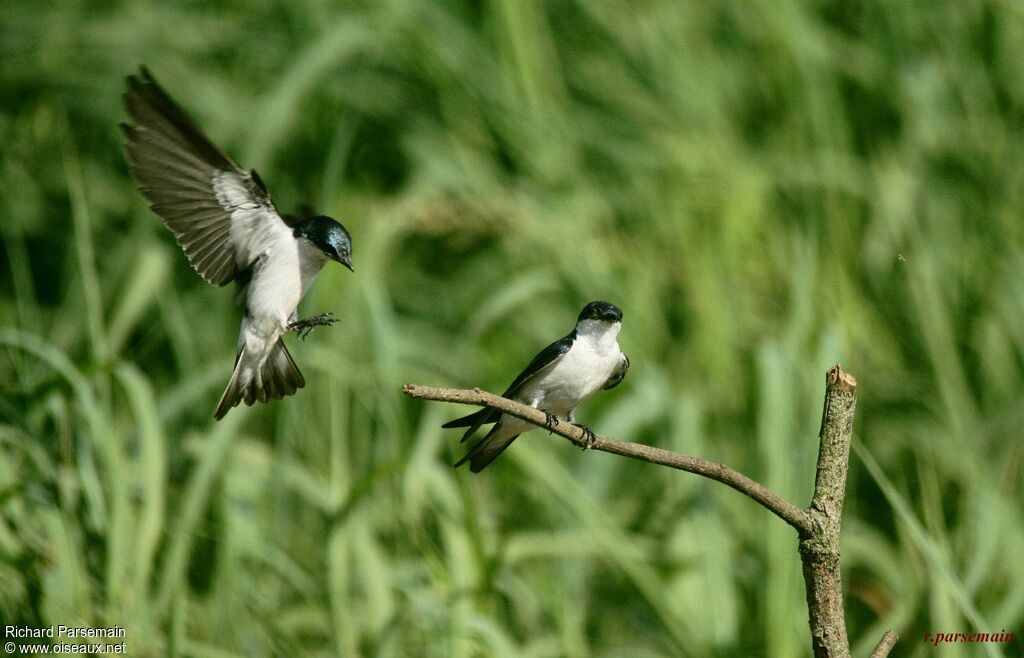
(213, 338, 305, 420)
(442, 408, 493, 429)
(442, 407, 500, 444)
(454, 425, 521, 473)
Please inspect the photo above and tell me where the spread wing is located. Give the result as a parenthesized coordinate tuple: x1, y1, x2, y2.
(120, 66, 288, 286)
(603, 353, 630, 390)
(442, 330, 576, 440)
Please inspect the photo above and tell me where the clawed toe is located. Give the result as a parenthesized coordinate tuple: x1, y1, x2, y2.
(575, 424, 597, 449)
(288, 312, 338, 340)
(543, 411, 560, 433)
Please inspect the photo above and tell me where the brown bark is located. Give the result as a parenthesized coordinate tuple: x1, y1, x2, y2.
(800, 365, 857, 658)
(402, 383, 810, 532)
(870, 630, 899, 658)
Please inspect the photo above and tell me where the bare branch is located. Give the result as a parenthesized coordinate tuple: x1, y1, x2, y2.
(407, 365, 893, 658)
(800, 364, 858, 658)
(402, 383, 812, 534)
(869, 630, 899, 658)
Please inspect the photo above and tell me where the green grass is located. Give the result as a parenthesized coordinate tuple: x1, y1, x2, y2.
(2, 1, 1023, 656)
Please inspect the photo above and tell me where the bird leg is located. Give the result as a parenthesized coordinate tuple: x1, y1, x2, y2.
(574, 423, 598, 450)
(287, 312, 338, 340)
(542, 410, 560, 433)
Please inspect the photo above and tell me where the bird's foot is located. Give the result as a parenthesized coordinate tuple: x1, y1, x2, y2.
(543, 410, 560, 434)
(287, 312, 338, 340)
(575, 423, 597, 450)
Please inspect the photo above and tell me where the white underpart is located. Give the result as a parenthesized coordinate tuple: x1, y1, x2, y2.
(211, 172, 329, 382)
(500, 318, 626, 438)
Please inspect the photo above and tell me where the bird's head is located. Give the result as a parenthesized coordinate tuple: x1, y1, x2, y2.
(577, 301, 623, 324)
(576, 301, 623, 339)
(294, 215, 354, 271)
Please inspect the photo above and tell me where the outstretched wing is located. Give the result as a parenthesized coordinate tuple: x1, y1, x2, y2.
(603, 353, 630, 390)
(121, 66, 289, 286)
(442, 331, 576, 441)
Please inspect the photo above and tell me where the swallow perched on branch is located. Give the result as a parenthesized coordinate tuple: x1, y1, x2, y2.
(446, 301, 630, 472)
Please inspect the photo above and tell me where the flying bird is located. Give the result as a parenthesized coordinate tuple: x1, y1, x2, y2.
(120, 67, 353, 420)
(446, 301, 630, 472)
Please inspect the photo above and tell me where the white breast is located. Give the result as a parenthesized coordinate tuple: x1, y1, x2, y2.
(245, 235, 328, 336)
(524, 320, 623, 416)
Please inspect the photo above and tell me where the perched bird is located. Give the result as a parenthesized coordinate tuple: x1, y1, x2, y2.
(120, 67, 353, 420)
(446, 301, 630, 472)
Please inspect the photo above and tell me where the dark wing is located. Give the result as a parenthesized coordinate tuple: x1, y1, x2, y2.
(442, 330, 576, 441)
(499, 330, 576, 399)
(453, 425, 521, 473)
(440, 407, 494, 432)
(121, 66, 287, 286)
(603, 353, 630, 390)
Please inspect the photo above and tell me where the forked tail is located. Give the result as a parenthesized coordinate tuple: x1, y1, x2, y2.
(454, 425, 521, 473)
(213, 338, 305, 420)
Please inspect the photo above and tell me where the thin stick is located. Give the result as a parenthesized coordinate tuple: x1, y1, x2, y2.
(402, 383, 812, 534)
(869, 630, 899, 658)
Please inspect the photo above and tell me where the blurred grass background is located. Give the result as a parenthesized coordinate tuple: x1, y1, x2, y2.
(1, 1, 1023, 656)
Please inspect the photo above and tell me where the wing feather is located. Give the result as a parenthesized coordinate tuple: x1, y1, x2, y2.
(442, 330, 575, 440)
(603, 353, 630, 390)
(121, 66, 287, 286)
(500, 330, 575, 399)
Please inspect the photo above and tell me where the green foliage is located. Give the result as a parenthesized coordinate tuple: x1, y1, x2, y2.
(2, 1, 1023, 656)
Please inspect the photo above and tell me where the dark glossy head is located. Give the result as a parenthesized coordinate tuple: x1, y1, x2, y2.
(577, 301, 623, 323)
(294, 215, 354, 271)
